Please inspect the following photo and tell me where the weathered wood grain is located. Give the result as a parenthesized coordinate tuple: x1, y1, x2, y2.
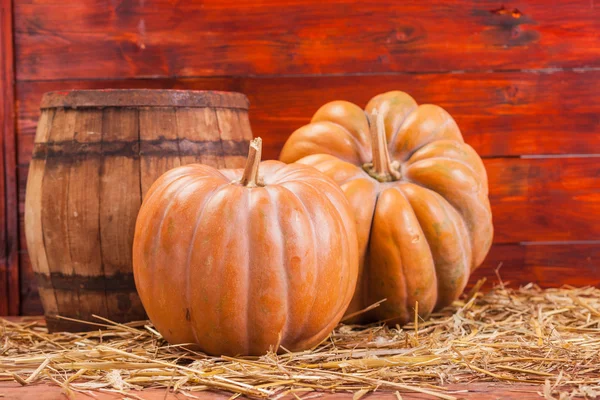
(99, 108, 143, 324)
(1, 0, 19, 315)
(67, 109, 107, 322)
(39, 109, 79, 320)
(13, 0, 600, 80)
(474, 243, 600, 289)
(139, 108, 180, 198)
(23, 110, 58, 318)
(486, 156, 600, 243)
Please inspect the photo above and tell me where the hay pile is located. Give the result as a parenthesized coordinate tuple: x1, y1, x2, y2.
(1, 280, 599, 399)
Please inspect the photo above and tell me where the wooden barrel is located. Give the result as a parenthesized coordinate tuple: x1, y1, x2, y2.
(24, 89, 253, 332)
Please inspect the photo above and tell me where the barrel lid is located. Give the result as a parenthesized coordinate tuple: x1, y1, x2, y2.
(40, 89, 249, 110)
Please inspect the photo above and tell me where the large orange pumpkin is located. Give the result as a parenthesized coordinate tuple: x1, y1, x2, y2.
(279, 91, 493, 325)
(133, 138, 358, 356)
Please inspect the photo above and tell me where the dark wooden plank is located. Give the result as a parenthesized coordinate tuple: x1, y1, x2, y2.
(1, 0, 20, 315)
(485, 157, 600, 243)
(16, 71, 600, 166)
(472, 243, 600, 289)
(13, 0, 600, 80)
(0, 381, 560, 399)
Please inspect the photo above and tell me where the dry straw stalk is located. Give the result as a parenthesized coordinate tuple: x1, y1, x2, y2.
(1, 281, 599, 399)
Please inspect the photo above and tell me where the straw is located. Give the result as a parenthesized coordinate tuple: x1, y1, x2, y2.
(1, 281, 599, 399)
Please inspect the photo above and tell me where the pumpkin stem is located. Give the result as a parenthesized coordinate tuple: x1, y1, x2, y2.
(240, 137, 263, 187)
(364, 104, 402, 182)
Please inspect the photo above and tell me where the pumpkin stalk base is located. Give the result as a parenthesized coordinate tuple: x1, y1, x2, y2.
(362, 161, 402, 182)
(365, 104, 402, 182)
(239, 137, 265, 187)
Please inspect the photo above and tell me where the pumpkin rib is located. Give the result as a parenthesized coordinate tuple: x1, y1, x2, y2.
(407, 155, 483, 181)
(245, 187, 288, 354)
(389, 107, 463, 161)
(267, 162, 314, 184)
(243, 188, 253, 355)
(311, 101, 372, 150)
(349, 178, 380, 312)
(407, 141, 488, 191)
(392, 185, 438, 315)
(275, 184, 320, 344)
(365, 91, 419, 144)
(401, 183, 472, 310)
(390, 187, 417, 320)
(184, 181, 234, 351)
(302, 177, 353, 330)
(283, 178, 355, 342)
(301, 178, 358, 338)
(267, 187, 290, 348)
(296, 155, 369, 187)
(404, 159, 492, 271)
(219, 185, 266, 355)
(323, 120, 369, 161)
(367, 187, 413, 322)
(142, 172, 212, 211)
(385, 106, 419, 152)
(147, 175, 211, 307)
(434, 196, 472, 307)
(135, 174, 223, 347)
(280, 121, 366, 165)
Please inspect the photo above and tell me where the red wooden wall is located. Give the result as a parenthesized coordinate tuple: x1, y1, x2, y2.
(1, 0, 599, 315)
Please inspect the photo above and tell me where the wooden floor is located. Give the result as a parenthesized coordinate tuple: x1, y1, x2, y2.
(0, 382, 554, 399)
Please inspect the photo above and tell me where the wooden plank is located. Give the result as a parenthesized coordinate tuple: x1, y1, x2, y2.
(472, 243, 600, 289)
(40, 109, 79, 317)
(138, 108, 180, 199)
(13, 0, 600, 80)
(15, 71, 600, 165)
(215, 109, 254, 168)
(1, 0, 19, 315)
(0, 381, 562, 399)
(175, 108, 224, 167)
(22, 109, 58, 318)
(67, 109, 108, 321)
(485, 157, 600, 243)
(99, 109, 143, 322)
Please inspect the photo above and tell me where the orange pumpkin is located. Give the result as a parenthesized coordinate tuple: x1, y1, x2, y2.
(279, 91, 493, 325)
(133, 138, 358, 356)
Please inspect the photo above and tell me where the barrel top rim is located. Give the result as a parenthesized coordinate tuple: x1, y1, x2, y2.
(40, 89, 250, 110)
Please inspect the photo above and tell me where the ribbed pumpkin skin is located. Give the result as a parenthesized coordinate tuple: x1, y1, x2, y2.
(132, 160, 358, 356)
(279, 91, 493, 325)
